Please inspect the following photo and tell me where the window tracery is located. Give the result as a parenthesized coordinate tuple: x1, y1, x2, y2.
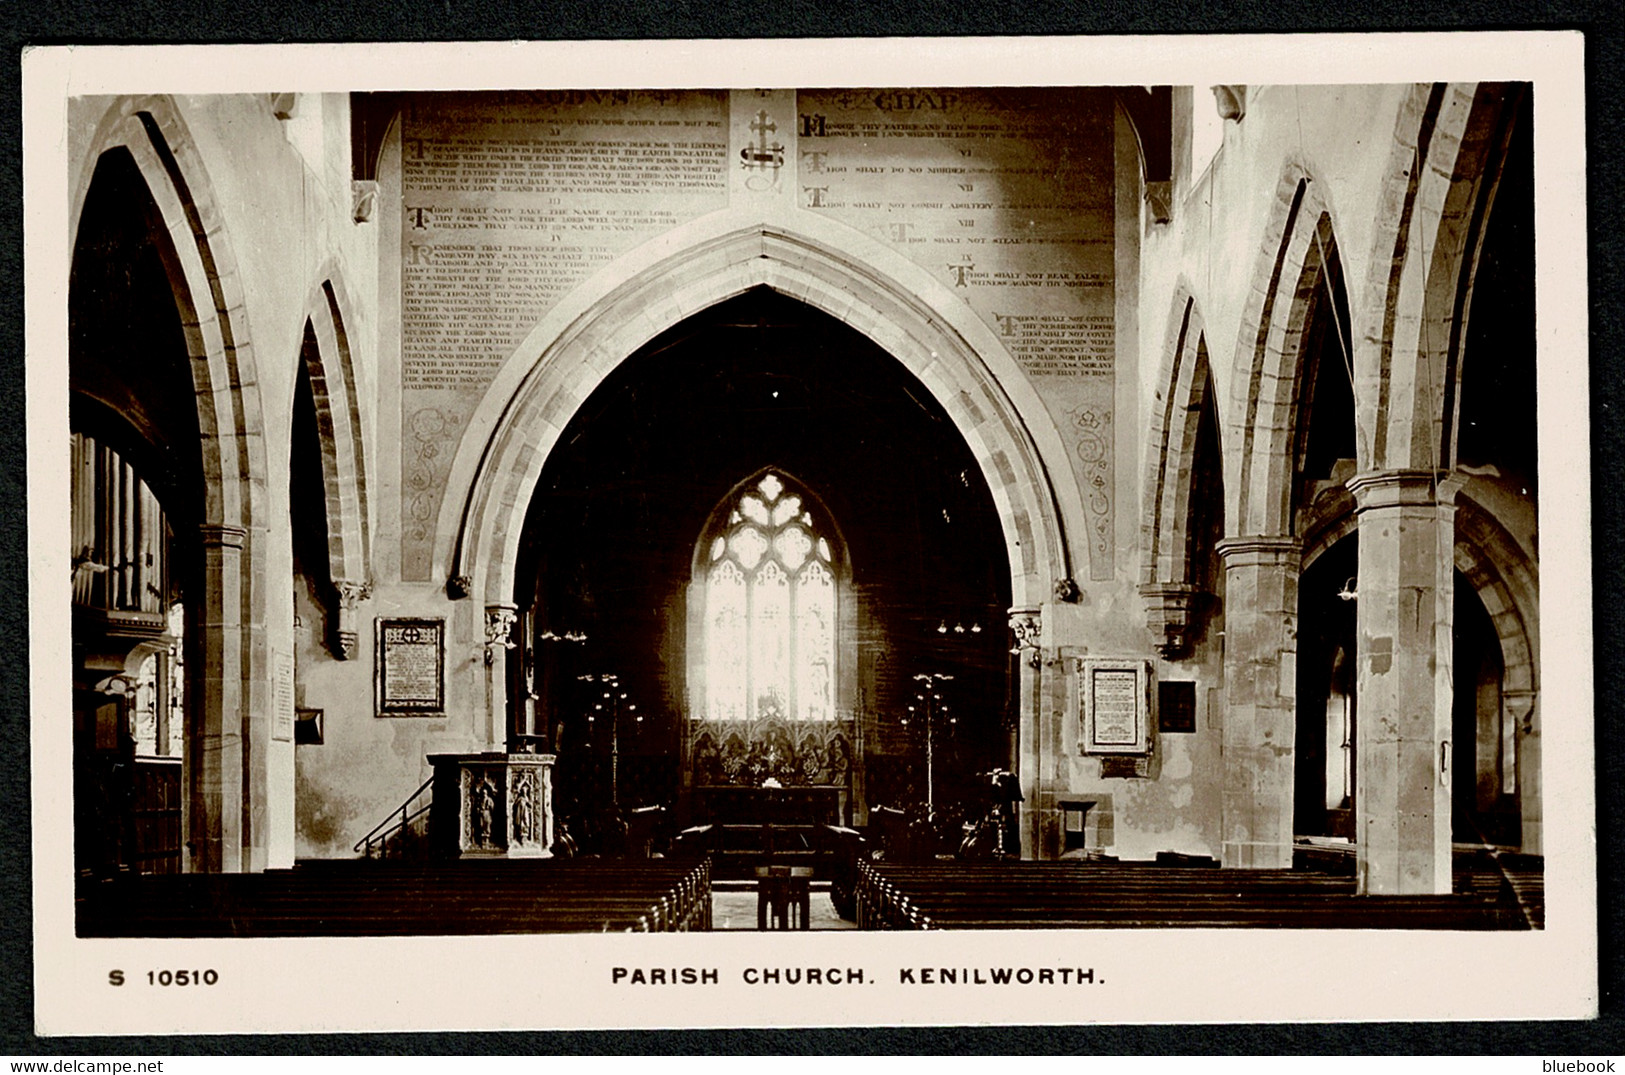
(700, 472, 838, 721)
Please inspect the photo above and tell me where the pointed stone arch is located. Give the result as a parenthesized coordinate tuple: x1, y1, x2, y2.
(444, 211, 1082, 616)
(74, 96, 270, 872)
(1356, 82, 1523, 472)
(1227, 158, 1353, 541)
(1139, 283, 1220, 656)
(296, 266, 372, 657)
(299, 269, 372, 590)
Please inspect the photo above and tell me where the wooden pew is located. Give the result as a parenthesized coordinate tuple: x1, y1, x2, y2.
(854, 859, 1524, 931)
(77, 857, 712, 936)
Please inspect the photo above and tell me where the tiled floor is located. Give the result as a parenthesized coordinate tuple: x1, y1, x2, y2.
(711, 887, 858, 930)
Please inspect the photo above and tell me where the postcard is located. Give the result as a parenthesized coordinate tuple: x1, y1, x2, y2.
(24, 32, 1594, 1034)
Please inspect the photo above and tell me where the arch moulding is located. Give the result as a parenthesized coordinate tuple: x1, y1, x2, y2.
(1226, 155, 1350, 541)
(300, 264, 372, 590)
(440, 208, 1088, 615)
(74, 95, 272, 872)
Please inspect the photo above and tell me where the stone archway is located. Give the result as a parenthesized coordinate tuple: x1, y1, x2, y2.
(73, 97, 271, 873)
(1139, 283, 1221, 658)
(298, 269, 373, 656)
(1217, 160, 1348, 869)
(444, 214, 1079, 620)
(440, 212, 1083, 856)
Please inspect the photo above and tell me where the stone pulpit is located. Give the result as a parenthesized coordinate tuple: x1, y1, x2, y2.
(428, 752, 556, 859)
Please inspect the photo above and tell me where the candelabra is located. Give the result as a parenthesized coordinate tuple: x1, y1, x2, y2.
(576, 673, 639, 812)
(906, 672, 956, 816)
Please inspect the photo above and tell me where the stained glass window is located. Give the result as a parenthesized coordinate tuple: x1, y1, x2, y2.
(699, 472, 839, 721)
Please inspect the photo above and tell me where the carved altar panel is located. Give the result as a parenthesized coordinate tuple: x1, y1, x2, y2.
(688, 717, 855, 790)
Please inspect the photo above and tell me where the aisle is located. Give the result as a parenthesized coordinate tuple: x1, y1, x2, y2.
(710, 885, 858, 931)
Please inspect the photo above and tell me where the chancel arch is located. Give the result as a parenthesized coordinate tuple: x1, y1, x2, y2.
(506, 288, 1013, 848)
(444, 213, 1080, 618)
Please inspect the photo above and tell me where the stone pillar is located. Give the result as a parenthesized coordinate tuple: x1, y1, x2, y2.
(1216, 536, 1301, 869)
(1009, 607, 1043, 859)
(484, 604, 519, 748)
(1347, 470, 1458, 895)
(1505, 689, 1540, 855)
(192, 523, 249, 873)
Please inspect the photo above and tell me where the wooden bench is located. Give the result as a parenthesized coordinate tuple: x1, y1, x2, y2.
(854, 859, 1524, 931)
(77, 857, 713, 936)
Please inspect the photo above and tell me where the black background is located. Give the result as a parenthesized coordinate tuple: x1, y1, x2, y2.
(4, 0, 1621, 1057)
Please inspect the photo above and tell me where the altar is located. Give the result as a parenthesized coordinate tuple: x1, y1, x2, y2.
(692, 784, 844, 827)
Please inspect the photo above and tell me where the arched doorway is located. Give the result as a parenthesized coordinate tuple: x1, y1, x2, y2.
(1295, 534, 1359, 844)
(70, 146, 203, 877)
(70, 101, 270, 873)
(509, 289, 1012, 853)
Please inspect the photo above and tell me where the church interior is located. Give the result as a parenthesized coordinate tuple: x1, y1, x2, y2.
(65, 82, 1544, 933)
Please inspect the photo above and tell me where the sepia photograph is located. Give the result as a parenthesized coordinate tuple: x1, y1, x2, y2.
(23, 33, 1596, 1034)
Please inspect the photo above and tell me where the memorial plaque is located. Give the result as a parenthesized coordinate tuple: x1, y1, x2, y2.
(377, 618, 445, 715)
(273, 650, 295, 742)
(1078, 657, 1151, 755)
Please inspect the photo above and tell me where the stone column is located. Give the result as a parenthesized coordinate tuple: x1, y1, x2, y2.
(1347, 470, 1458, 894)
(1504, 689, 1539, 855)
(1216, 536, 1302, 869)
(484, 604, 520, 748)
(1009, 607, 1043, 858)
(192, 522, 248, 873)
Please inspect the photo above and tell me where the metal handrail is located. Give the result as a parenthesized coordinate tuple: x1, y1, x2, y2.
(353, 775, 436, 858)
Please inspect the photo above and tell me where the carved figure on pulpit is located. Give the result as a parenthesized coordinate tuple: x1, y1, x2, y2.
(512, 771, 537, 845)
(470, 771, 498, 848)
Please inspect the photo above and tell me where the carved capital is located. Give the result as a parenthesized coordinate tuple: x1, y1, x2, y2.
(1215, 535, 1302, 570)
(1053, 577, 1081, 603)
(198, 523, 248, 550)
(94, 672, 137, 697)
(1346, 469, 1461, 513)
(447, 574, 473, 600)
(484, 604, 519, 665)
(1139, 582, 1204, 659)
(336, 580, 373, 606)
(1503, 689, 1538, 735)
(1008, 607, 1042, 668)
(331, 580, 371, 660)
